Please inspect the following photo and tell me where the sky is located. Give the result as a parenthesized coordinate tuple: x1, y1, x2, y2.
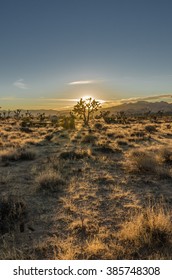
(0, 0, 172, 109)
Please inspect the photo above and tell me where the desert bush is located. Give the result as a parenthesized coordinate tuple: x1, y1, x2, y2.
(128, 149, 158, 173)
(44, 133, 54, 141)
(61, 114, 75, 130)
(117, 140, 128, 146)
(36, 170, 65, 192)
(58, 132, 69, 139)
(145, 125, 157, 133)
(59, 150, 90, 160)
(81, 134, 97, 144)
(20, 127, 33, 133)
(157, 167, 172, 179)
(94, 122, 103, 130)
(19, 149, 36, 160)
(94, 143, 116, 154)
(118, 204, 172, 251)
(0, 148, 36, 161)
(85, 237, 108, 259)
(130, 131, 145, 137)
(114, 134, 125, 139)
(159, 146, 172, 164)
(107, 132, 115, 138)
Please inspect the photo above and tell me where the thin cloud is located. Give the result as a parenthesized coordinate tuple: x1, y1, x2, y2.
(104, 94, 172, 107)
(120, 94, 172, 103)
(13, 79, 28, 89)
(39, 98, 79, 102)
(68, 80, 97, 85)
(0, 96, 18, 100)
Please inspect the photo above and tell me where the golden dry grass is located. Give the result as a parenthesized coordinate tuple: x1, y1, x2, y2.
(0, 116, 172, 259)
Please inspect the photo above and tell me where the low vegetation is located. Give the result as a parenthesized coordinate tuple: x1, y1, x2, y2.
(0, 103, 172, 260)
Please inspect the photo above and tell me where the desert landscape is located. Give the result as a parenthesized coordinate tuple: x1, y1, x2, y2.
(1, 0, 172, 262)
(0, 99, 172, 260)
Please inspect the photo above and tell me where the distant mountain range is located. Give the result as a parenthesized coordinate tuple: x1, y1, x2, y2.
(1, 101, 172, 116)
(106, 101, 172, 114)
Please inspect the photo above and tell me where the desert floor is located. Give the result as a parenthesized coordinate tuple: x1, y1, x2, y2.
(0, 117, 172, 259)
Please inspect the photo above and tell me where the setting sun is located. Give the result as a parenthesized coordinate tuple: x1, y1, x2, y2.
(81, 95, 93, 100)
(81, 95, 105, 104)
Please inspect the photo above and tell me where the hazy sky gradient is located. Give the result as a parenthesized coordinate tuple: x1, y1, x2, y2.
(0, 0, 172, 109)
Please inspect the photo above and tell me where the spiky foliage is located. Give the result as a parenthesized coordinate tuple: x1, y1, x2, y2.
(73, 98, 101, 126)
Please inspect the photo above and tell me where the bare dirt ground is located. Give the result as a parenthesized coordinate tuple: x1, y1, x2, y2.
(0, 117, 172, 259)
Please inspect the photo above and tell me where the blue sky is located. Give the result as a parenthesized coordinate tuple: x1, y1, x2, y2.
(0, 0, 172, 109)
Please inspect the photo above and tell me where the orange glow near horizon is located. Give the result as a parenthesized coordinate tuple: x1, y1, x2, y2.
(80, 95, 105, 104)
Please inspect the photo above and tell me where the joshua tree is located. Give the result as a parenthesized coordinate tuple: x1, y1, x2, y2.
(14, 109, 21, 119)
(7, 110, 11, 118)
(73, 97, 101, 126)
(37, 113, 45, 122)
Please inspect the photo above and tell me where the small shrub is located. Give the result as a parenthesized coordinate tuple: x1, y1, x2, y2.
(159, 147, 172, 164)
(81, 134, 97, 144)
(61, 115, 75, 130)
(107, 132, 115, 138)
(157, 167, 172, 179)
(128, 149, 158, 173)
(114, 134, 125, 139)
(117, 140, 128, 146)
(44, 134, 54, 141)
(94, 143, 116, 154)
(0, 149, 19, 161)
(36, 170, 65, 192)
(59, 150, 89, 160)
(118, 205, 172, 250)
(145, 125, 157, 133)
(0, 148, 36, 161)
(130, 131, 145, 137)
(20, 149, 36, 160)
(20, 127, 33, 133)
(94, 122, 103, 130)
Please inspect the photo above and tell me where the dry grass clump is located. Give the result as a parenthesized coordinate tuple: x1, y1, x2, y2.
(145, 125, 157, 133)
(85, 237, 108, 259)
(59, 150, 90, 160)
(127, 148, 172, 178)
(44, 133, 54, 141)
(117, 140, 129, 146)
(81, 134, 98, 144)
(94, 122, 103, 130)
(159, 146, 172, 164)
(36, 170, 65, 192)
(19, 149, 36, 160)
(0, 148, 20, 161)
(114, 134, 125, 139)
(58, 132, 69, 139)
(158, 168, 172, 179)
(130, 131, 145, 137)
(0, 196, 27, 234)
(20, 127, 33, 133)
(69, 217, 99, 237)
(128, 149, 158, 173)
(118, 204, 172, 256)
(94, 173, 114, 185)
(106, 132, 115, 138)
(57, 237, 80, 260)
(94, 143, 120, 154)
(0, 148, 36, 161)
